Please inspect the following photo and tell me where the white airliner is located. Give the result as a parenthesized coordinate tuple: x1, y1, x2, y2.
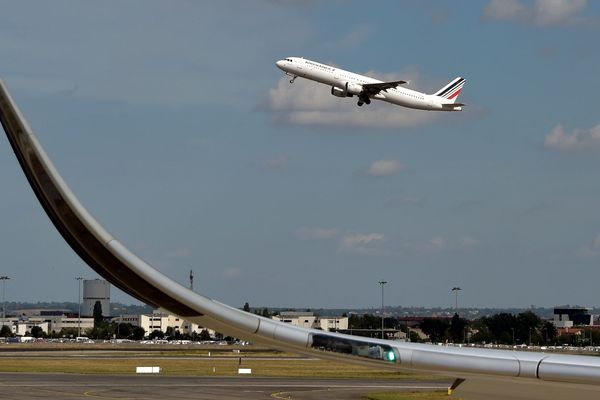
(276, 57, 465, 111)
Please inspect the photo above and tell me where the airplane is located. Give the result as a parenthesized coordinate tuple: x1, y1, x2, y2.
(275, 57, 465, 111)
(1, 79, 600, 399)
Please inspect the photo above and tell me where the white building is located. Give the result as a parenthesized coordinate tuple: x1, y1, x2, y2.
(115, 312, 215, 337)
(1, 317, 48, 336)
(272, 312, 348, 332)
(315, 316, 349, 331)
(272, 312, 317, 329)
(46, 316, 94, 334)
(119, 313, 168, 333)
(1, 315, 94, 336)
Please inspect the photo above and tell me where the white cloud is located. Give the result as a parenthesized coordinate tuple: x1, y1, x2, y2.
(459, 236, 478, 249)
(264, 70, 439, 129)
(383, 195, 425, 207)
(166, 248, 192, 258)
(263, 155, 289, 169)
(296, 227, 338, 240)
(224, 267, 242, 279)
(543, 123, 600, 150)
(412, 236, 477, 253)
(483, 0, 530, 22)
(335, 25, 372, 51)
(399, 196, 423, 205)
(579, 234, 600, 258)
(420, 236, 448, 252)
(533, 0, 587, 26)
(340, 232, 385, 255)
(364, 159, 406, 177)
(483, 0, 597, 28)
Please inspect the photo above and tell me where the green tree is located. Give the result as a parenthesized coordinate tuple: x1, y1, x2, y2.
(0, 325, 12, 337)
(261, 308, 271, 318)
(540, 321, 557, 344)
(420, 318, 450, 343)
(30, 326, 45, 338)
(243, 302, 250, 312)
(148, 329, 164, 340)
(516, 311, 542, 344)
(557, 333, 576, 346)
(449, 313, 468, 343)
(87, 326, 107, 339)
(486, 313, 516, 343)
(408, 330, 422, 343)
(165, 326, 174, 337)
(116, 323, 132, 339)
(57, 327, 78, 338)
(131, 326, 145, 340)
(148, 329, 165, 340)
(199, 329, 211, 341)
(93, 301, 104, 325)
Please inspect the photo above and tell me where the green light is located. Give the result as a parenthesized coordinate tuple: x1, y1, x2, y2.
(386, 351, 396, 361)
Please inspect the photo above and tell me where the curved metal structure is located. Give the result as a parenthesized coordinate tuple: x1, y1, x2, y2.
(1, 79, 600, 398)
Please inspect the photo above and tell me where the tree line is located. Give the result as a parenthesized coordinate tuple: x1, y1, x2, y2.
(349, 311, 598, 346)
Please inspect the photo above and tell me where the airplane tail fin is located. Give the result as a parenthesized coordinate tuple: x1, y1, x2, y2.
(433, 77, 465, 104)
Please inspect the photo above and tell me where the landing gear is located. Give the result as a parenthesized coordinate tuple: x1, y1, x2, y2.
(289, 75, 297, 84)
(357, 96, 370, 107)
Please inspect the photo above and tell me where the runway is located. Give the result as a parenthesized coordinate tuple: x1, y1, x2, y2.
(0, 373, 449, 399)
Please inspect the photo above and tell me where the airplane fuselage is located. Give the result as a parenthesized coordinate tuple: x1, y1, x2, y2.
(276, 57, 463, 111)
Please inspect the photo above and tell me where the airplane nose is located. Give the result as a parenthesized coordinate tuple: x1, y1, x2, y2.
(276, 60, 285, 69)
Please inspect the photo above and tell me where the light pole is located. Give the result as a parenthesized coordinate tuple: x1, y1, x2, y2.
(76, 276, 83, 337)
(451, 287, 462, 312)
(529, 327, 532, 346)
(378, 280, 387, 340)
(1, 276, 9, 322)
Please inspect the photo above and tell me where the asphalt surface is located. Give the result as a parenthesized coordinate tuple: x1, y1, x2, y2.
(0, 373, 449, 399)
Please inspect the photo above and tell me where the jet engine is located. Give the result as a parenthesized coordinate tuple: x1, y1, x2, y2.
(331, 87, 350, 98)
(330, 82, 363, 98)
(344, 82, 362, 96)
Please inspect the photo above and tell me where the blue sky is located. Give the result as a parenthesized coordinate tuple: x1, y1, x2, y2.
(1, 0, 600, 309)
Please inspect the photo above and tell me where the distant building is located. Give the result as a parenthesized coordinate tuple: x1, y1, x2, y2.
(315, 316, 349, 331)
(553, 307, 594, 328)
(272, 311, 317, 329)
(271, 311, 348, 331)
(119, 313, 169, 333)
(1, 315, 94, 336)
(2, 317, 45, 336)
(82, 279, 110, 318)
(114, 312, 215, 337)
(46, 316, 94, 334)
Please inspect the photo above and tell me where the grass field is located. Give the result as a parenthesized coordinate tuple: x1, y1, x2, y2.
(0, 357, 426, 378)
(0, 343, 447, 381)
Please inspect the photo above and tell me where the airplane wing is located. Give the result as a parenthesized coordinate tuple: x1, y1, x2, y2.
(1, 79, 600, 399)
(361, 80, 407, 95)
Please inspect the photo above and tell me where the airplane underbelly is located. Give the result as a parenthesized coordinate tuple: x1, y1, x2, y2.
(312, 70, 335, 86)
(386, 93, 429, 110)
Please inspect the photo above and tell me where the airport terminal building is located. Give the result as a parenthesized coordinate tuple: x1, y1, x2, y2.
(271, 311, 349, 331)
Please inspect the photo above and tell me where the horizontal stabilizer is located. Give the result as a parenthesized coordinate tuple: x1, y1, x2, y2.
(443, 102, 465, 107)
